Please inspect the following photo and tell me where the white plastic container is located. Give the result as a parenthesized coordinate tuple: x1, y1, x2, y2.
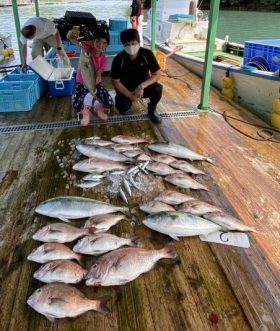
(30, 55, 75, 96)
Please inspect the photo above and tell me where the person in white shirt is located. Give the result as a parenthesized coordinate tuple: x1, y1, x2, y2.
(20, 17, 70, 69)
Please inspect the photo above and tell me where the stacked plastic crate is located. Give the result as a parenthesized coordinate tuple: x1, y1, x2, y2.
(106, 17, 129, 53)
(243, 39, 280, 72)
(0, 68, 45, 112)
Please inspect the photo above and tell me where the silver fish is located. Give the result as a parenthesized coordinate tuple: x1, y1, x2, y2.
(139, 201, 176, 214)
(80, 47, 96, 93)
(35, 196, 129, 223)
(119, 187, 128, 204)
(76, 144, 131, 163)
(27, 242, 84, 265)
(164, 173, 209, 191)
(123, 178, 132, 197)
(143, 211, 222, 240)
(148, 142, 213, 163)
(203, 211, 257, 232)
(111, 135, 149, 144)
(83, 213, 126, 232)
(73, 233, 139, 256)
(32, 223, 95, 243)
(82, 173, 105, 181)
(151, 154, 178, 164)
(123, 150, 143, 158)
(84, 139, 114, 147)
(146, 162, 182, 176)
(73, 157, 128, 174)
(77, 181, 101, 189)
(27, 283, 111, 322)
(85, 243, 177, 286)
(154, 190, 195, 205)
(178, 200, 221, 215)
(33, 259, 87, 284)
(113, 144, 142, 153)
(170, 160, 206, 175)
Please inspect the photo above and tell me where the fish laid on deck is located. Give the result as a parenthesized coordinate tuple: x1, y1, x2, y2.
(73, 157, 128, 174)
(111, 135, 149, 144)
(35, 196, 129, 222)
(178, 200, 222, 215)
(33, 260, 87, 284)
(32, 223, 95, 243)
(85, 243, 177, 286)
(76, 144, 131, 163)
(27, 242, 84, 265)
(165, 173, 209, 191)
(146, 161, 182, 176)
(170, 160, 206, 175)
(73, 233, 139, 256)
(27, 283, 111, 322)
(151, 154, 178, 164)
(83, 213, 126, 232)
(139, 201, 176, 214)
(83, 138, 114, 147)
(154, 190, 195, 205)
(148, 142, 213, 163)
(143, 211, 222, 240)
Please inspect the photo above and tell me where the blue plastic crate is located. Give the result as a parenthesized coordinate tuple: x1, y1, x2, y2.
(109, 17, 129, 32)
(1, 72, 46, 100)
(0, 81, 37, 112)
(243, 40, 280, 72)
(109, 31, 121, 45)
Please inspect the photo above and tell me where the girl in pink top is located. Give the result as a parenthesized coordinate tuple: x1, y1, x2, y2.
(72, 31, 113, 125)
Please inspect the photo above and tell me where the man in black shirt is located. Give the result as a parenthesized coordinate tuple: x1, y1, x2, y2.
(110, 29, 163, 124)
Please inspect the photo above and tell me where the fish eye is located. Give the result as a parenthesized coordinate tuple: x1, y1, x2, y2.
(36, 289, 41, 293)
(92, 264, 97, 269)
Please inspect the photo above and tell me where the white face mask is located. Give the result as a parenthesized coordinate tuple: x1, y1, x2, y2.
(124, 44, 140, 56)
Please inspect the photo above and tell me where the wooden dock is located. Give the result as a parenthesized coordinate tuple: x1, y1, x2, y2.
(0, 57, 279, 331)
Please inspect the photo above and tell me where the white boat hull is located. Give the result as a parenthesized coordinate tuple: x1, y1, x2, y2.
(152, 39, 280, 124)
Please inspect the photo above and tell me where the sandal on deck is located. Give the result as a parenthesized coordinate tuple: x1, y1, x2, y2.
(80, 106, 91, 126)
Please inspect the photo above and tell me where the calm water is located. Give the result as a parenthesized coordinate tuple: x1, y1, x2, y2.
(0, 1, 279, 60)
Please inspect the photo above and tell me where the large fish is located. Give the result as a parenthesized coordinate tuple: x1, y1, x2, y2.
(203, 211, 257, 232)
(143, 211, 222, 240)
(148, 142, 213, 163)
(139, 201, 176, 214)
(80, 47, 96, 93)
(178, 200, 221, 215)
(73, 233, 138, 256)
(32, 223, 95, 243)
(27, 283, 111, 322)
(111, 135, 149, 144)
(146, 162, 182, 176)
(170, 160, 206, 175)
(165, 173, 209, 191)
(33, 260, 87, 284)
(154, 190, 195, 205)
(73, 157, 128, 174)
(27, 242, 84, 265)
(76, 144, 131, 163)
(83, 213, 126, 232)
(35, 196, 129, 222)
(85, 243, 177, 286)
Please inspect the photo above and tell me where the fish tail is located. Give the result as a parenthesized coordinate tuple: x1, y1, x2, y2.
(161, 243, 177, 259)
(93, 295, 111, 315)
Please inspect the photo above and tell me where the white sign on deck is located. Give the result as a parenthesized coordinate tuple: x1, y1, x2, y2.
(199, 231, 250, 248)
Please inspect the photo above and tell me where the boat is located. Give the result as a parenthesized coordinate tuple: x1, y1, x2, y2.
(144, 0, 280, 125)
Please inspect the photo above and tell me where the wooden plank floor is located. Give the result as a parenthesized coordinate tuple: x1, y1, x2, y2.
(0, 57, 280, 331)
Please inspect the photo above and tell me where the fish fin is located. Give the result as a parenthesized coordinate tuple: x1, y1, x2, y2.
(48, 229, 62, 234)
(94, 295, 112, 315)
(161, 242, 178, 258)
(58, 216, 71, 223)
(77, 254, 87, 269)
(48, 297, 67, 305)
(43, 247, 55, 254)
(45, 315, 56, 323)
(169, 234, 180, 241)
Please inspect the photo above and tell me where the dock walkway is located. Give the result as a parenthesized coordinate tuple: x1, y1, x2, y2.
(0, 57, 279, 331)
